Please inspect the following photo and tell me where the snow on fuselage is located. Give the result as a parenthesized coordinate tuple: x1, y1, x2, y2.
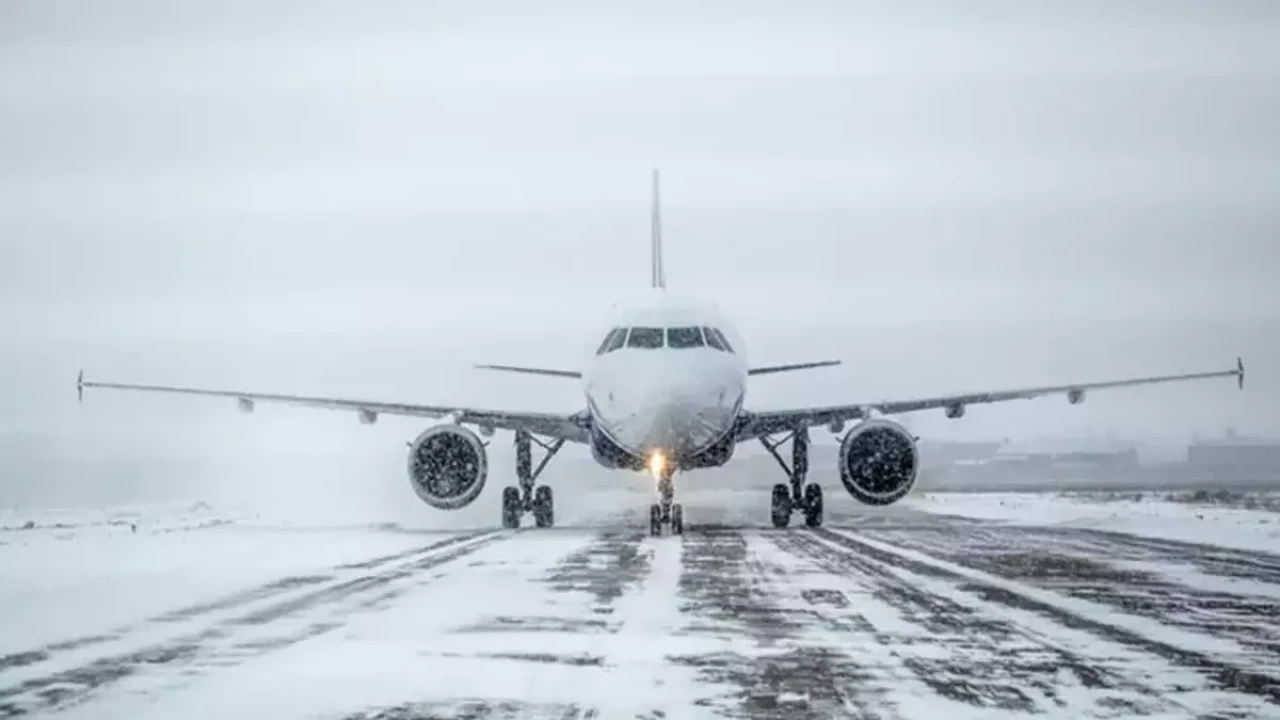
(582, 290, 747, 470)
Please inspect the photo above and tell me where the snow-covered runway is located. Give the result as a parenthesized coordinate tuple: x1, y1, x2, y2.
(2, 491, 1278, 719)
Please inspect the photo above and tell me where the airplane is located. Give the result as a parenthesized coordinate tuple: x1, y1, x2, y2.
(77, 170, 1246, 536)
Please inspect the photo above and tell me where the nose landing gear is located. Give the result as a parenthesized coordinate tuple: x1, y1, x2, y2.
(761, 428, 823, 529)
(501, 430, 564, 529)
(649, 469, 684, 536)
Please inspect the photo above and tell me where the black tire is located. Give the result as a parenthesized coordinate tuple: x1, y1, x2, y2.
(670, 504, 684, 535)
(803, 483, 824, 528)
(649, 504, 663, 536)
(533, 486, 554, 528)
(770, 484, 792, 529)
(501, 486, 522, 529)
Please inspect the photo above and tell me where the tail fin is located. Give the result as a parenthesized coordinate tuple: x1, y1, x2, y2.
(650, 168, 665, 289)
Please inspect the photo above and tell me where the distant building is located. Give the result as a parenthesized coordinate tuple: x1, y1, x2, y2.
(1188, 436, 1280, 479)
(915, 437, 1142, 491)
(994, 438, 1139, 471)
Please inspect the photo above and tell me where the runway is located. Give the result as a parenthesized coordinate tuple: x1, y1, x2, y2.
(1, 492, 1278, 719)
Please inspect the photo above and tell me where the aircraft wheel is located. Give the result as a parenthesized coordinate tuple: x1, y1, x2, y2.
(533, 486, 554, 528)
(770, 484, 792, 529)
(501, 486, 522, 529)
(649, 504, 663, 536)
(670, 503, 684, 535)
(803, 483, 824, 528)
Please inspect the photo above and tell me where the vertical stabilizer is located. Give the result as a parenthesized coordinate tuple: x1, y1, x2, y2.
(650, 168, 666, 289)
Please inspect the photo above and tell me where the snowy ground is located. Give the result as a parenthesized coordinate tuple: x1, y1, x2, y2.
(907, 490, 1280, 554)
(3, 488, 1280, 719)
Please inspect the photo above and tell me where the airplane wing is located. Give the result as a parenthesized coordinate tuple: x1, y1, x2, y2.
(76, 371, 591, 442)
(737, 357, 1245, 439)
(474, 364, 582, 379)
(748, 360, 841, 376)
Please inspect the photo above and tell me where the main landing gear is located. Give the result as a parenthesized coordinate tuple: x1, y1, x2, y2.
(760, 428, 823, 529)
(501, 430, 564, 529)
(649, 468, 684, 537)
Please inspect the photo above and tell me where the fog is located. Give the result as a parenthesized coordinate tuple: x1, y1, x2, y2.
(2, 0, 1278, 512)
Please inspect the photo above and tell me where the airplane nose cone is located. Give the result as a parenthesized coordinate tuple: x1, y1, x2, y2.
(606, 378, 740, 459)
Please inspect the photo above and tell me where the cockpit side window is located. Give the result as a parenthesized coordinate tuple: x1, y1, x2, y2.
(604, 327, 628, 353)
(713, 329, 735, 353)
(626, 327, 665, 349)
(596, 328, 623, 355)
(703, 327, 735, 353)
(667, 327, 705, 349)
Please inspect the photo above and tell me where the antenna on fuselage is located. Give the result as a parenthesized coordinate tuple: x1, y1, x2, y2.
(650, 168, 665, 290)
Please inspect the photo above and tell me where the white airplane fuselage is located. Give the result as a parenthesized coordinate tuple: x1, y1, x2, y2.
(582, 290, 748, 472)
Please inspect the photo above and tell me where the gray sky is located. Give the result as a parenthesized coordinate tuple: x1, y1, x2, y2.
(2, 1, 1279, 507)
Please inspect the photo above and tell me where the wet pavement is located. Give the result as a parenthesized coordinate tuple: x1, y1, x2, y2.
(2, 499, 1280, 719)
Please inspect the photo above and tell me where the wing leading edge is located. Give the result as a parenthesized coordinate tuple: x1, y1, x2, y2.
(748, 360, 842, 376)
(737, 357, 1245, 439)
(473, 364, 582, 379)
(76, 372, 590, 442)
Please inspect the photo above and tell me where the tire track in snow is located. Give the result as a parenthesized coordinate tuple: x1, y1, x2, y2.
(451, 528, 650, 644)
(856, 521, 1280, 661)
(776, 530, 1180, 717)
(0, 530, 493, 675)
(816, 527, 1280, 709)
(669, 527, 884, 719)
(350, 528, 658, 720)
(0, 530, 506, 717)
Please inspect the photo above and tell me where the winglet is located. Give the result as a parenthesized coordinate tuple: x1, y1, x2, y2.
(77, 369, 84, 405)
(650, 168, 665, 290)
(1238, 356, 1245, 390)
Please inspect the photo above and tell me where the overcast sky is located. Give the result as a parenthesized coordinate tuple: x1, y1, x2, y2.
(2, 1, 1278, 508)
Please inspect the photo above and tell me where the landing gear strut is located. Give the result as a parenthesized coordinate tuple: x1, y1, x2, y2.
(760, 428, 823, 529)
(649, 469, 684, 536)
(501, 430, 564, 529)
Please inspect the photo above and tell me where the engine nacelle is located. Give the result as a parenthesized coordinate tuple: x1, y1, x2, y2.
(1067, 388, 1086, 405)
(358, 409, 378, 425)
(237, 397, 255, 414)
(406, 424, 488, 510)
(944, 403, 965, 419)
(839, 418, 919, 506)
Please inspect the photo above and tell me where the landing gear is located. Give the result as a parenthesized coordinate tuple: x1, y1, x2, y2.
(649, 469, 684, 536)
(760, 428, 823, 528)
(501, 486, 521, 529)
(770, 483, 791, 528)
(500, 430, 564, 529)
(803, 482, 824, 528)
(533, 486, 554, 528)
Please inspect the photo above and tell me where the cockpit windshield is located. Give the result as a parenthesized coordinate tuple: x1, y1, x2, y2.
(667, 327, 705, 349)
(604, 328, 628, 353)
(597, 326, 730, 353)
(626, 327, 665, 349)
(702, 326, 734, 353)
(595, 328, 624, 355)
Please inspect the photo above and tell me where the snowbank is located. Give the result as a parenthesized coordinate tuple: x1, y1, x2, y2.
(906, 491, 1280, 554)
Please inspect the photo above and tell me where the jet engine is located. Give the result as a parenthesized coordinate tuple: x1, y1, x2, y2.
(839, 418, 919, 506)
(406, 424, 488, 510)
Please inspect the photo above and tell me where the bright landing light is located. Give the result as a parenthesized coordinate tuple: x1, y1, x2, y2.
(648, 450, 667, 479)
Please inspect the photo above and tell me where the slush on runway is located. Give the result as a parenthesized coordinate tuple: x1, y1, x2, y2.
(2, 491, 1278, 719)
